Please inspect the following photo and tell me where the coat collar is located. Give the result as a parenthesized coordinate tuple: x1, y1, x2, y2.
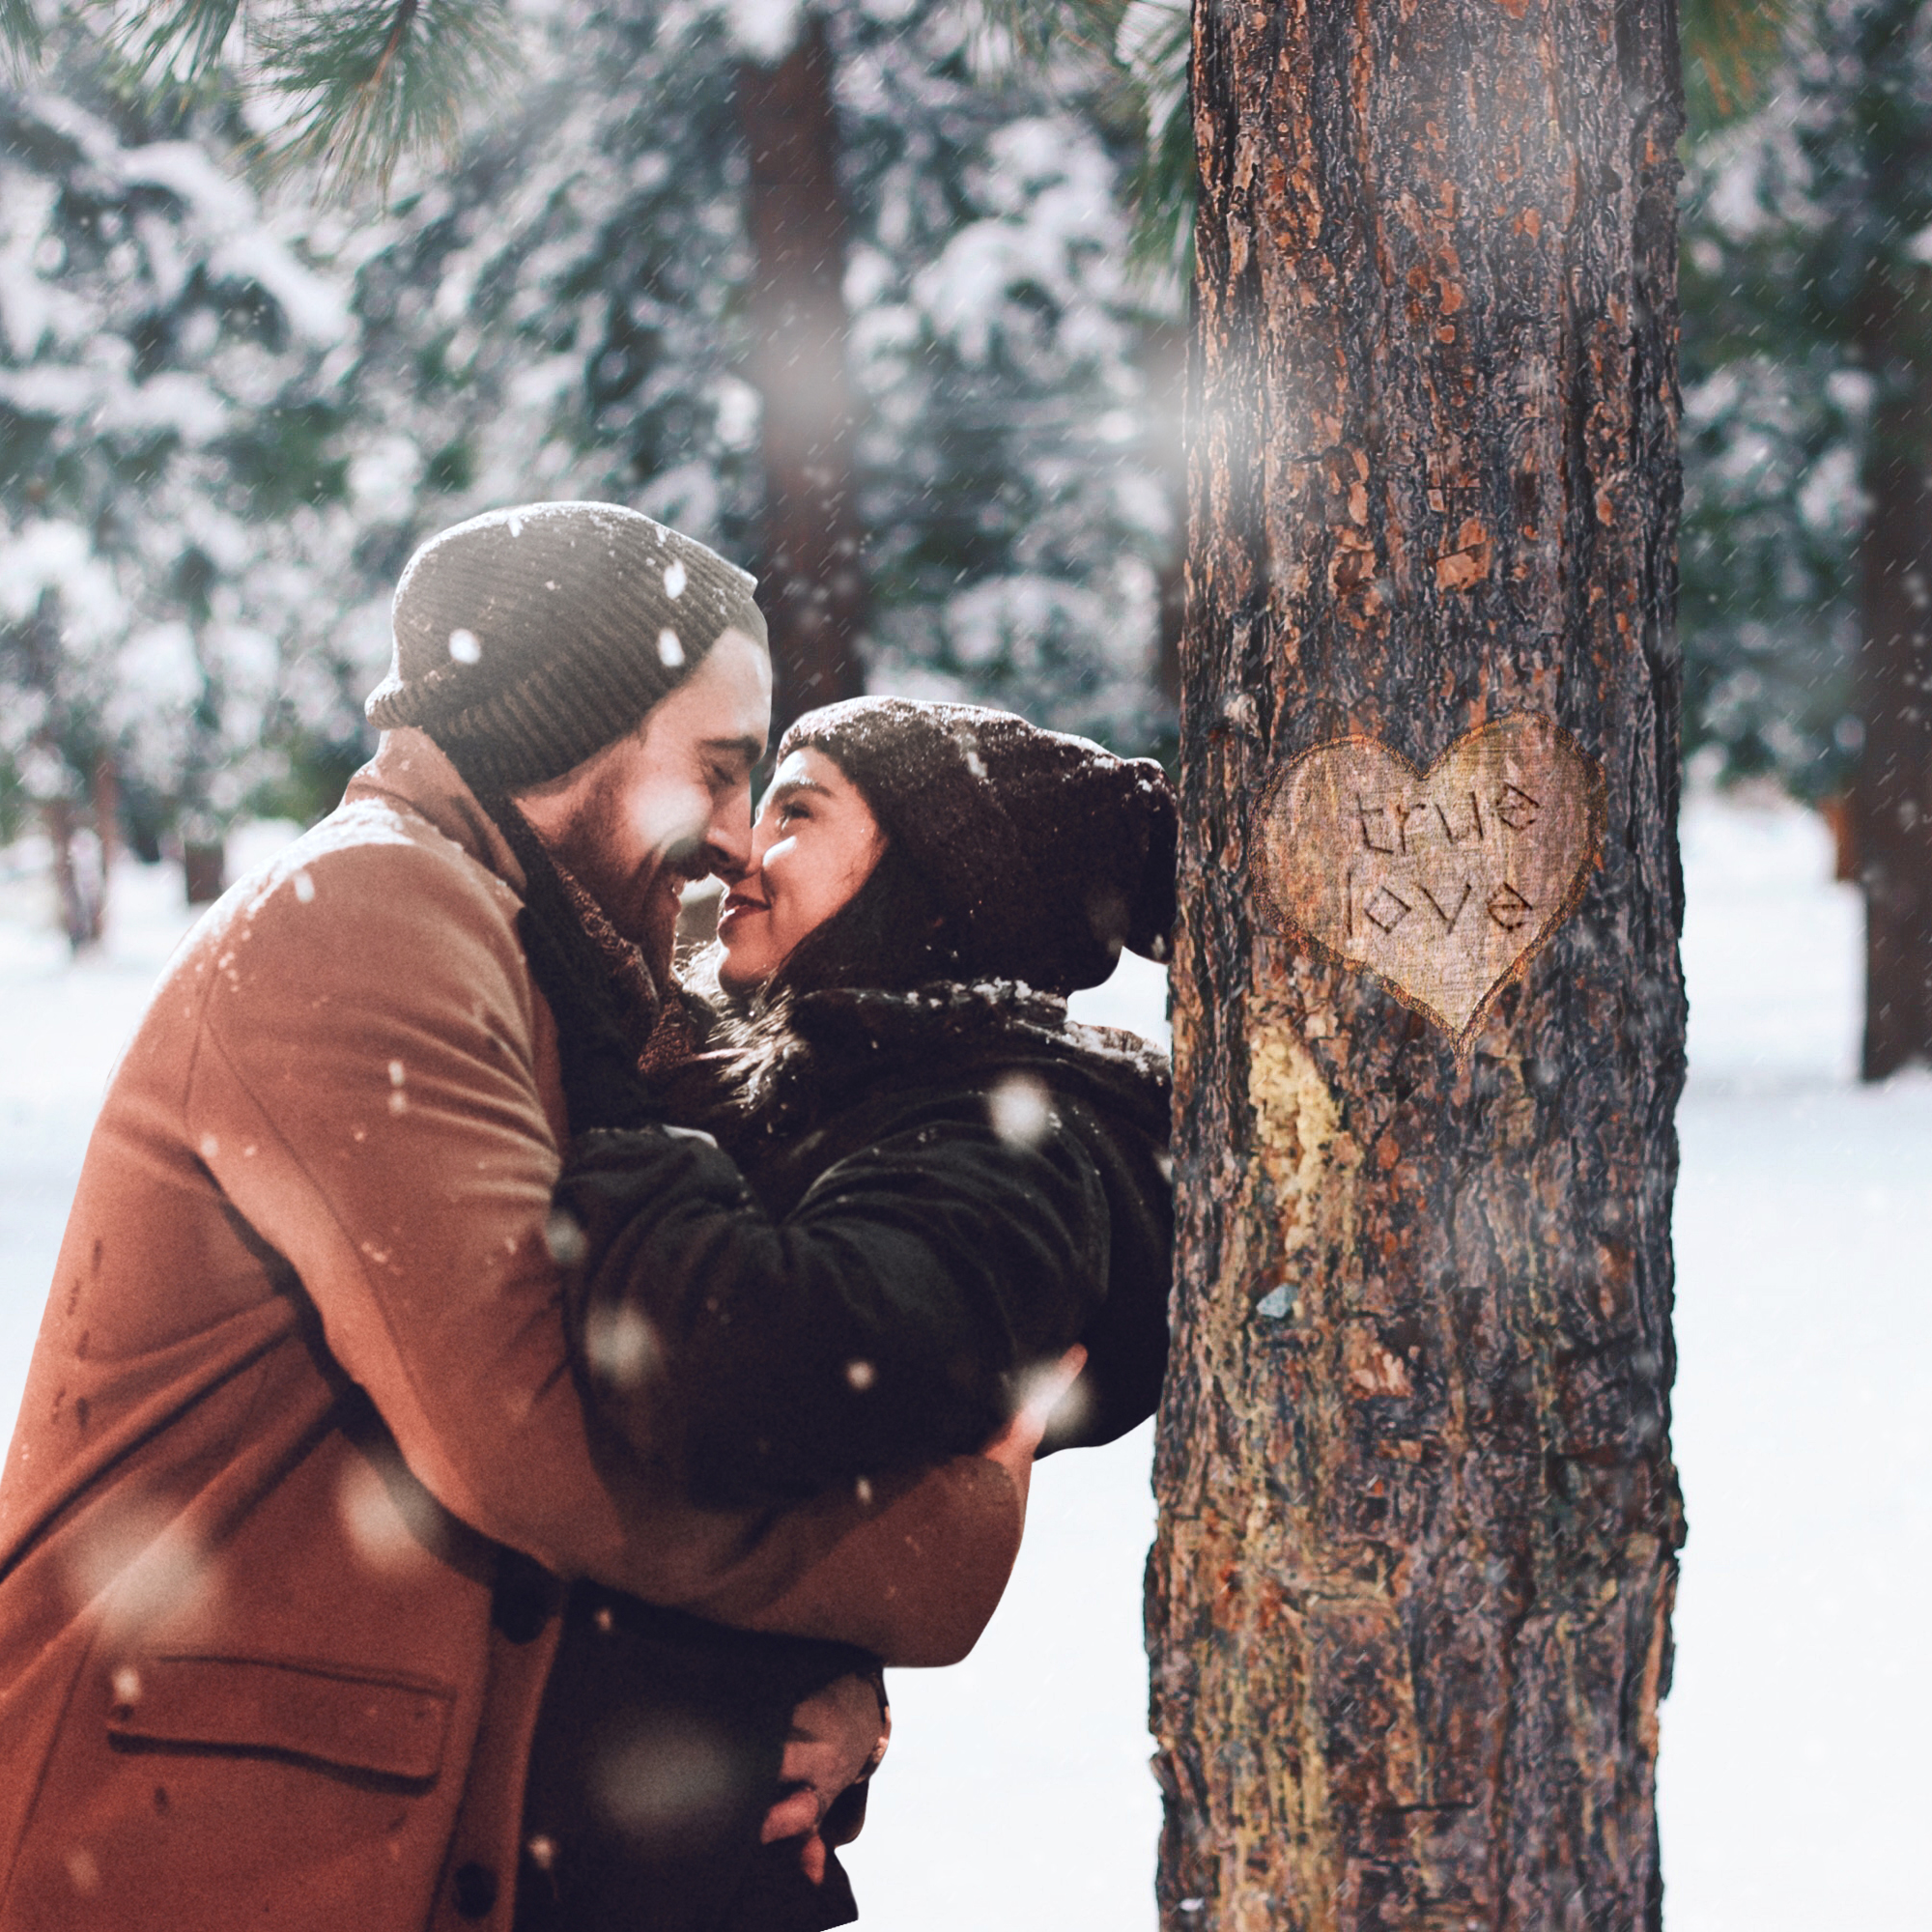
(719, 979, 1172, 1145)
(345, 727, 527, 898)
(348, 726, 671, 1055)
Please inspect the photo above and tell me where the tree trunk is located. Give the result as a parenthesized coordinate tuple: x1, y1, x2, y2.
(14, 587, 108, 951)
(1149, 2, 1688, 1926)
(1853, 263, 1932, 1080)
(91, 751, 119, 879)
(183, 838, 227, 906)
(43, 792, 105, 952)
(1144, 315, 1191, 746)
(736, 12, 868, 736)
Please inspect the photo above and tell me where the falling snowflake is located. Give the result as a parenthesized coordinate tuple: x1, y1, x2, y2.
(544, 1208, 587, 1267)
(594, 1715, 737, 1835)
(987, 1072, 1052, 1148)
(583, 1304, 658, 1388)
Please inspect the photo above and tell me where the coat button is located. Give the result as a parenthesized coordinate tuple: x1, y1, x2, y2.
(452, 1861, 498, 1919)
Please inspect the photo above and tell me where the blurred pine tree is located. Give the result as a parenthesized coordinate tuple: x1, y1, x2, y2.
(1671, 0, 1932, 1071)
(3, 0, 1181, 757)
(0, 21, 360, 928)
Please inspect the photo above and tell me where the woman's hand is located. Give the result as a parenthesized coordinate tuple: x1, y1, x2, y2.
(980, 1344, 1088, 1503)
(760, 1670, 891, 1881)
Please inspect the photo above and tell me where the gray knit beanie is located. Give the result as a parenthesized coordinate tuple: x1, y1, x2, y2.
(366, 501, 768, 792)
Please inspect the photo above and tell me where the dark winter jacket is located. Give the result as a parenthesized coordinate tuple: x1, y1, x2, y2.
(524, 969, 1171, 1932)
(557, 978, 1174, 1513)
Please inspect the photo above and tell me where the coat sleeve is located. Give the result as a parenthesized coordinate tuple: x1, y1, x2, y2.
(180, 828, 1016, 1663)
(555, 1094, 1113, 1510)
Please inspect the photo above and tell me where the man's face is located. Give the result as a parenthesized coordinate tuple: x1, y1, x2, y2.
(514, 626, 772, 977)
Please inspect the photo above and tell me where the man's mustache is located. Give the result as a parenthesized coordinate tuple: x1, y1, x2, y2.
(659, 831, 729, 885)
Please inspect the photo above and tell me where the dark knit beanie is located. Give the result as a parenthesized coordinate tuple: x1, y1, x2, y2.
(366, 501, 768, 791)
(779, 697, 1176, 995)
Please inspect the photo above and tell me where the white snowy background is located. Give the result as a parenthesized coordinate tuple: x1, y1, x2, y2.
(0, 789, 1924, 1929)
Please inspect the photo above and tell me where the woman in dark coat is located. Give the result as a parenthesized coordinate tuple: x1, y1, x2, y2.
(518, 698, 1175, 1932)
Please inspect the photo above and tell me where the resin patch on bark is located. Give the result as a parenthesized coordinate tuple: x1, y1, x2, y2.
(1253, 718, 1604, 1047)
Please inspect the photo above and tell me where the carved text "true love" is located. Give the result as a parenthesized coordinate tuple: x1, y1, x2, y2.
(1254, 719, 1603, 1045)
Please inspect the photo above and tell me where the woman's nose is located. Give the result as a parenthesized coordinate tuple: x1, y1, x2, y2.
(744, 817, 781, 871)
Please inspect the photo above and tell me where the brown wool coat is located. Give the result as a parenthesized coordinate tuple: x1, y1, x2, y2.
(0, 730, 1024, 1932)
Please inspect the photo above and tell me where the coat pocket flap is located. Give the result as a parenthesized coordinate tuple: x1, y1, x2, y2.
(106, 1654, 454, 1783)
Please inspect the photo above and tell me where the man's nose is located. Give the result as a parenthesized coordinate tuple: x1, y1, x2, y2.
(702, 792, 754, 881)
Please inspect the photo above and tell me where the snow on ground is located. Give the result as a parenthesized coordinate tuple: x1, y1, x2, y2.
(1662, 800, 1930, 1932)
(0, 821, 300, 1438)
(0, 796, 1922, 1927)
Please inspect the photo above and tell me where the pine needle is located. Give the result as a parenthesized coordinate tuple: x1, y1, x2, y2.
(980, 0, 1195, 288)
(1682, 0, 1795, 128)
(110, 0, 242, 81)
(1, 0, 44, 73)
(1114, 0, 1192, 281)
(251, 0, 514, 197)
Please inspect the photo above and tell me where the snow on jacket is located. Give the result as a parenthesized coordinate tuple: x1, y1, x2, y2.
(557, 980, 1174, 1511)
(0, 729, 1025, 1932)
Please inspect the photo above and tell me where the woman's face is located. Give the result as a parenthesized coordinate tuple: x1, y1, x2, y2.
(716, 747, 886, 992)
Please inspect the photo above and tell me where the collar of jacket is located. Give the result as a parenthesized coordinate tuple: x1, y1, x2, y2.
(722, 978, 1173, 1146)
(345, 725, 529, 897)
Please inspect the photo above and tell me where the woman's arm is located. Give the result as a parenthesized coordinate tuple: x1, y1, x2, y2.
(556, 1099, 1110, 1508)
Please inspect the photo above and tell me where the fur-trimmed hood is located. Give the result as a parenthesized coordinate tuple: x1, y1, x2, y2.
(691, 979, 1171, 1170)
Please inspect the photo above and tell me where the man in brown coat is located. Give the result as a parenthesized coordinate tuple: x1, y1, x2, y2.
(0, 503, 1024, 1930)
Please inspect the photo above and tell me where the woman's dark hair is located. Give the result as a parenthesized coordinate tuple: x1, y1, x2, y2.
(761, 832, 961, 998)
(672, 828, 968, 1147)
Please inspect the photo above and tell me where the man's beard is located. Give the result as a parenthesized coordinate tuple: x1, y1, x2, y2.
(579, 853, 681, 991)
(636, 867, 682, 988)
(538, 811, 686, 991)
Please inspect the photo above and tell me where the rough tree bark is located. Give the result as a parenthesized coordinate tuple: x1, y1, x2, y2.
(1149, 2, 1688, 1926)
(736, 12, 869, 735)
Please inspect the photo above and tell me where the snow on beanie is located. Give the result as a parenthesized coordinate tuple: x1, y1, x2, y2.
(780, 696, 1177, 995)
(367, 500, 768, 792)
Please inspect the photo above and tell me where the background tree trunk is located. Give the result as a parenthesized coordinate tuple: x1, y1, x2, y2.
(1850, 17, 1932, 1081)
(1143, 314, 1192, 749)
(737, 12, 868, 736)
(1853, 277, 1932, 1077)
(9, 587, 109, 950)
(42, 791, 105, 952)
(1149, 2, 1688, 1926)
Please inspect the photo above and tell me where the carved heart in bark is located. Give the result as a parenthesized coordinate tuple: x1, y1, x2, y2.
(1254, 717, 1603, 1045)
